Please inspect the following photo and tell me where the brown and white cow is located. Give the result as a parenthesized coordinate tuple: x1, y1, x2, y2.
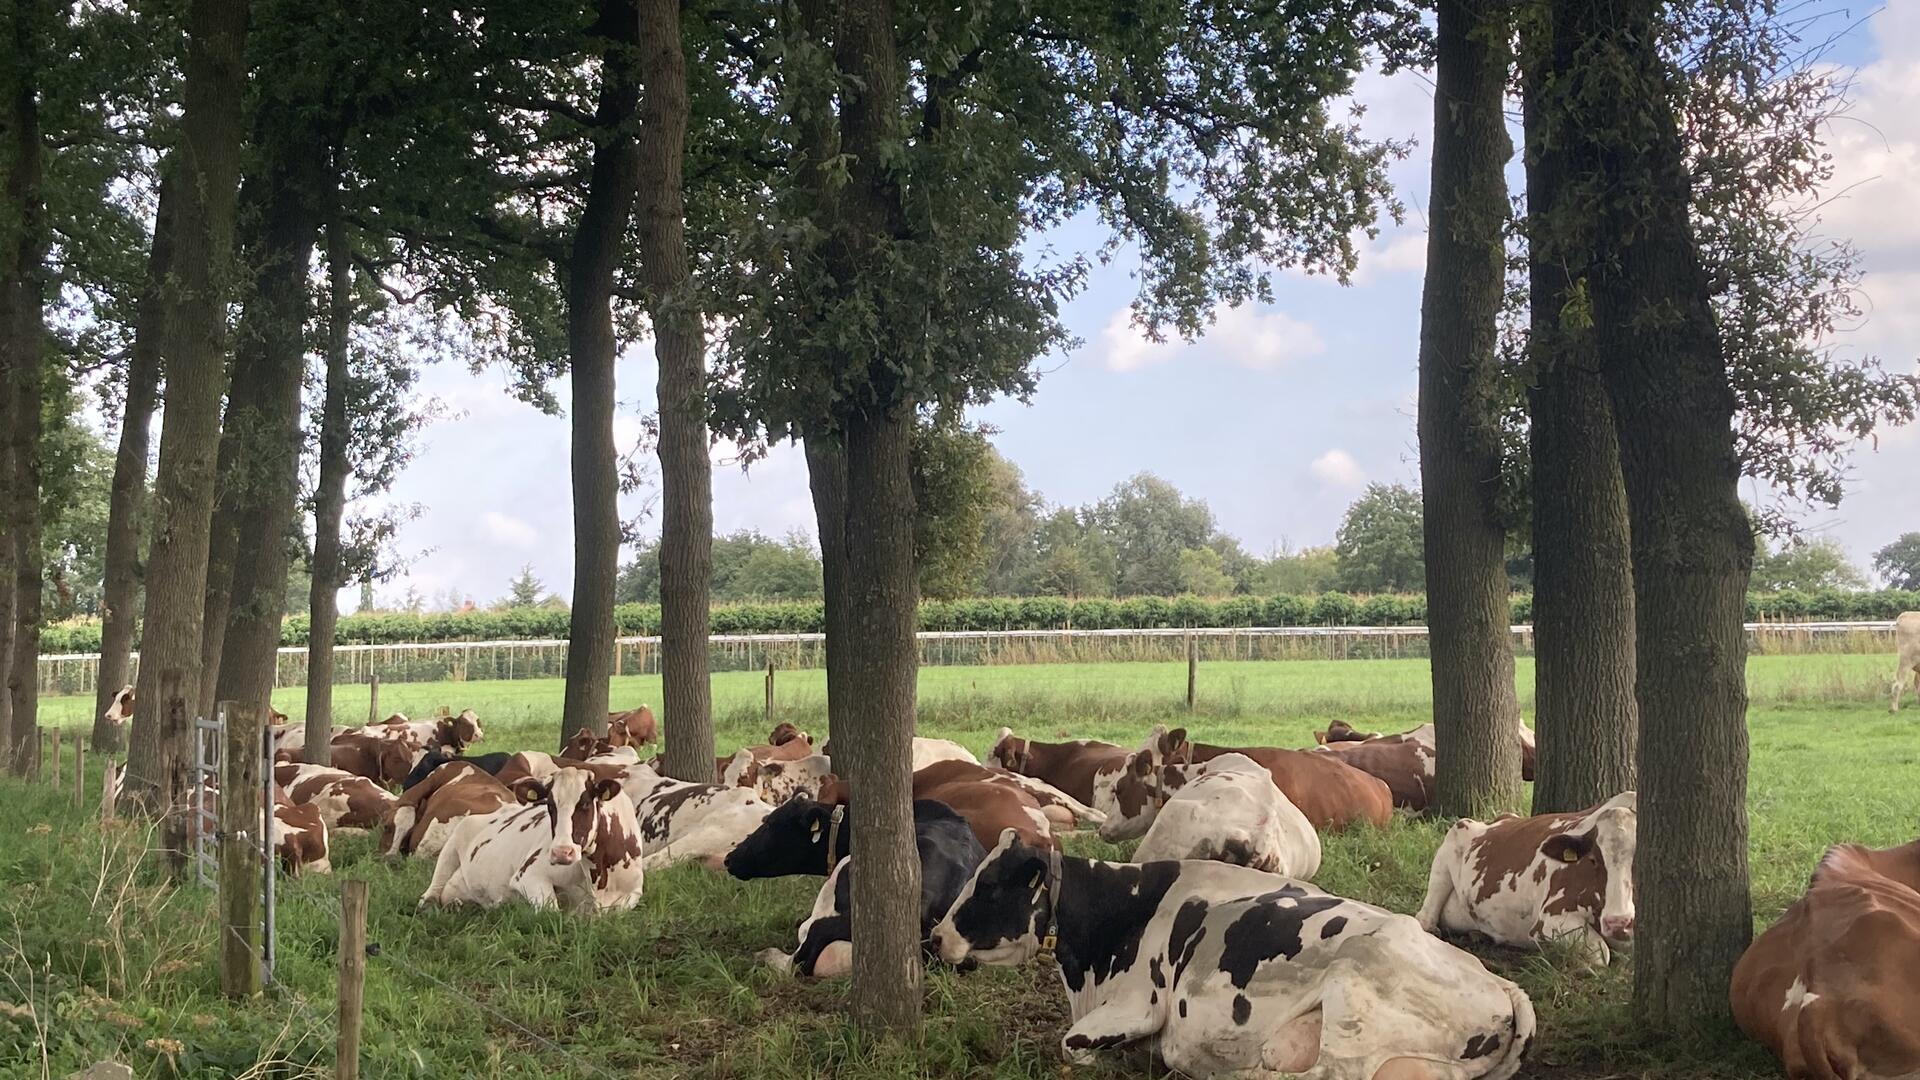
(908, 758, 1103, 830)
(717, 724, 816, 784)
(325, 731, 418, 789)
(1097, 726, 1393, 836)
(180, 783, 332, 874)
(420, 767, 645, 913)
(1892, 611, 1919, 713)
(102, 685, 135, 729)
(1731, 838, 1920, 1079)
(383, 760, 515, 858)
(1417, 791, 1637, 966)
(273, 763, 396, 831)
(1131, 752, 1320, 878)
(617, 762, 773, 871)
(818, 762, 1057, 851)
(986, 728, 1129, 808)
(607, 704, 658, 746)
(1310, 722, 1436, 811)
(735, 753, 834, 806)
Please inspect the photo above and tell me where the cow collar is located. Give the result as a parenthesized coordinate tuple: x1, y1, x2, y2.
(1040, 845, 1064, 953)
(826, 804, 845, 873)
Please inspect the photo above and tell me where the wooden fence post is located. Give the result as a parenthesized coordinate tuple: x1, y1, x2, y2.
(337, 878, 369, 1080)
(32, 727, 44, 781)
(50, 728, 61, 790)
(158, 668, 190, 873)
(74, 736, 85, 809)
(100, 755, 117, 822)
(219, 700, 264, 998)
(367, 675, 380, 726)
(1186, 634, 1198, 712)
(764, 660, 775, 722)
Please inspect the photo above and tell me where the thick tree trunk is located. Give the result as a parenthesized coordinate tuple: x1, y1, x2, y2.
(305, 199, 352, 750)
(123, 0, 251, 829)
(1521, 7, 1638, 815)
(822, 0, 923, 1036)
(636, 0, 714, 782)
(1553, 0, 1755, 1032)
(1417, 0, 1521, 820)
(93, 168, 179, 751)
(2, 0, 50, 774)
(560, 0, 644, 746)
(0, 434, 12, 762)
(213, 139, 324, 714)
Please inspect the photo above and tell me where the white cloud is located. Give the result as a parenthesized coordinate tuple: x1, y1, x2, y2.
(1100, 304, 1327, 372)
(1309, 449, 1368, 490)
(1818, 9, 1920, 274)
(480, 511, 541, 550)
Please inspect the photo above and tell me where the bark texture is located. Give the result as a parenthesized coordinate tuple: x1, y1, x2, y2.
(636, 0, 715, 783)
(212, 132, 325, 714)
(2, 0, 50, 774)
(1551, 0, 1755, 1032)
(123, 0, 251, 827)
(820, 0, 924, 1035)
(559, 0, 643, 744)
(1522, 4, 1638, 815)
(93, 167, 179, 751)
(305, 200, 352, 750)
(1417, 0, 1521, 820)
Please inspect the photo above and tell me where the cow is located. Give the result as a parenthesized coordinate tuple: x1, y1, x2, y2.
(1310, 723, 1436, 811)
(735, 753, 833, 806)
(180, 783, 332, 875)
(1893, 610, 1920, 712)
(400, 748, 515, 791)
(102, 685, 135, 729)
(326, 730, 418, 788)
(1097, 727, 1392, 836)
(273, 763, 396, 831)
(817, 736, 979, 771)
(1730, 838, 1920, 1079)
(724, 796, 985, 978)
(818, 762, 1057, 851)
(420, 767, 645, 912)
(987, 728, 1129, 807)
(1416, 791, 1637, 967)
(1131, 752, 1320, 879)
(932, 833, 1535, 1079)
(384, 760, 515, 858)
(617, 763, 773, 870)
(718, 724, 817, 784)
(911, 758, 1104, 830)
(606, 705, 657, 746)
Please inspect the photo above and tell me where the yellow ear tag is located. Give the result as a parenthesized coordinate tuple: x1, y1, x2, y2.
(1029, 871, 1043, 889)
(1560, 848, 1579, 863)
(521, 787, 541, 804)
(1041, 933, 1058, 953)
(600, 786, 616, 802)
(810, 821, 822, 841)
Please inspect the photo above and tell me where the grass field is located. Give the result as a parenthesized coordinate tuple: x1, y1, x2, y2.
(4, 652, 1914, 1078)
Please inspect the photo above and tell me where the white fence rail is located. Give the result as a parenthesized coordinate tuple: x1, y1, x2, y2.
(37, 620, 1899, 697)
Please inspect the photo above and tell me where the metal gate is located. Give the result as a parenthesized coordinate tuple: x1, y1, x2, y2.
(190, 704, 278, 986)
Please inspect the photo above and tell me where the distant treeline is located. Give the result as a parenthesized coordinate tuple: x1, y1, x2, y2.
(38, 588, 1919, 653)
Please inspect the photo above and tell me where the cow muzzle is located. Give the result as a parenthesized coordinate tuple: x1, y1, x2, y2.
(549, 843, 581, 866)
(931, 923, 969, 965)
(1600, 914, 1634, 942)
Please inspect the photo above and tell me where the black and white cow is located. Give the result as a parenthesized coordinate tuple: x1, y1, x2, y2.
(617, 762, 773, 870)
(932, 832, 1536, 1080)
(724, 797, 985, 977)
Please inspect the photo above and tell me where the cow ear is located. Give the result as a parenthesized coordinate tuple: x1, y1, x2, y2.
(1166, 728, 1188, 752)
(594, 779, 622, 803)
(1540, 833, 1594, 864)
(513, 779, 549, 805)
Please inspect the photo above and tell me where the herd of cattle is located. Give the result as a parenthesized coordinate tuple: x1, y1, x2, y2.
(87, 618, 1920, 1080)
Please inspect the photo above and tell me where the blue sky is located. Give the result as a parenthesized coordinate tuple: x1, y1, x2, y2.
(377, 3, 1919, 608)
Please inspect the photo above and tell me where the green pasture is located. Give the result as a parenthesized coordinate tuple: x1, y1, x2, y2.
(4, 651, 1916, 1078)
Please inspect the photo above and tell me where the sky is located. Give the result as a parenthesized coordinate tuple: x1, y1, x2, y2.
(369, 3, 1920, 609)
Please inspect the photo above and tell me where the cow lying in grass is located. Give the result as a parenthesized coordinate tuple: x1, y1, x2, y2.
(933, 833, 1535, 1079)
(1131, 752, 1320, 878)
(617, 762, 772, 870)
(420, 767, 644, 912)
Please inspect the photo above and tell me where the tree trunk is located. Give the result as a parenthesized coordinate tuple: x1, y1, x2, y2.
(1553, 0, 1756, 1032)
(559, 0, 644, 746)
(213, 136, 325, 714)
(823, 0, 923, 1036)
(1417, 0, 1521, 820)
(1521, 4, 1638, 815)
(305, 194, 353, 750)
(93, 167, 179, 752)
(2, 0, 50, 775)
(636, 0, 714, 783)
(123, 0, 251, 825)
(0, 433, 12, 762)
(196, 410, 245, 722)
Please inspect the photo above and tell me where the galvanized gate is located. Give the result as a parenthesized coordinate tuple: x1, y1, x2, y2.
(190, 704, 278, 986)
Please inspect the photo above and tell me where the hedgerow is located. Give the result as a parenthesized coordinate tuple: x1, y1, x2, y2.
(36, 589, 1918, 653)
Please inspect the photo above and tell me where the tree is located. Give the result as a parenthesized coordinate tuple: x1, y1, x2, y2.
(912, 418, 1006, 600)
(503, 563, 545, 608)
(304, 203, 353, 748)
(636, 0, 715, 783)
(1334, 484, 1425, 592)
(123, 0, 250, 830)
(1091, 474, 1217, 597)
(1417, 0, 1522, 818)
(1543, 0, 1753, 1032)
(975, 453, 1041, 596)
(1176, 547, 1234, 597)
(1253, 543, 1340, 595)
(38, 387, 113, 621)
(1873, 534, 1920, 591)
(1026, 509, 1116, 598)
(1750, 537, 1865, 593)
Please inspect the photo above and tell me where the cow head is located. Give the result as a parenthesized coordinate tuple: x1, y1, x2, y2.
(375, 740, 416, 788)
(766, 722, 806, 748)
(446, 709, 484, 746)
(1317, 720, 1377, 745)
(512, 769, 628, 871)
(1094, 726, 1191, 842)
(608, 706, 656, 747)
(103, 685, 135, 727)
(745, 755, 831, 806)
(986, 727, 1027, 772)
(932, 829, 1054, 966)
(382, 713, 411, 727)
(1543, 792, 1637, 945)
(723, 796, 841, 879)
(559, 727, 599, 761)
